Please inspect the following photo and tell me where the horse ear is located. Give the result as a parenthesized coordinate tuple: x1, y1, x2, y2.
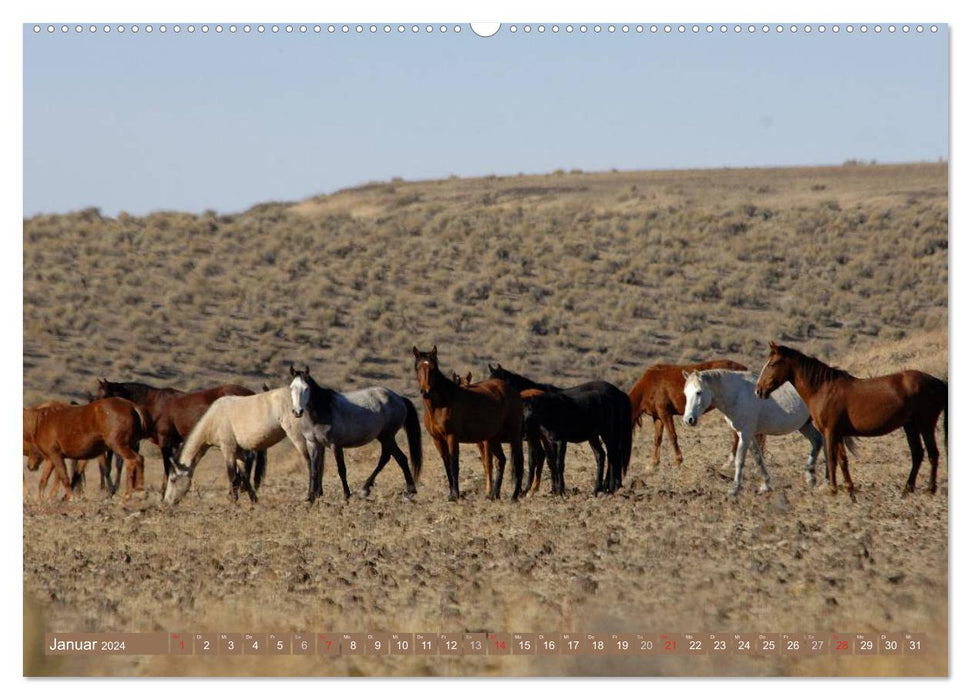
(769, 340, 779, 352)
(412, 346, 420, 358)
(431, 345, 438, 357)
(682, 370, 690, 380)
(497, 363, 503, 371)
(98, 377, 106, 385)
(304, 365, 310, 375)
(289, 363, 297, 377)
(465, 372, 472, 383)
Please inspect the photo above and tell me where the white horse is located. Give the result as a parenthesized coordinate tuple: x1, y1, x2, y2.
(682, 370, 824, 495)
(289, 366, 422, 501)
(164, 388, 311, 505)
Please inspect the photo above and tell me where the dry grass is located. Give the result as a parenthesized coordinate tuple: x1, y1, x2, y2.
(23, 163, 947, 676)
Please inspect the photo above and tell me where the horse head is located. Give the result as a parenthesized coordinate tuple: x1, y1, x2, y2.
(681, 370, 710, 426)
(412, 346, 440, 398)
(163, 461, 195, 505)
(288, 365, 314, 418)
(755, 341, 789, 399)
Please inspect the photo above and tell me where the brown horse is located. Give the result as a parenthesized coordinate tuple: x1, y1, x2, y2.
(755, 342, 948, 497)
(24, 402, 116, 500)
(26, 398, 149, 501)
(629, 359, 749, 466)
(95, 379, 265, 495)
(414, 346, 524, 501)
(450, 371, 544, 495)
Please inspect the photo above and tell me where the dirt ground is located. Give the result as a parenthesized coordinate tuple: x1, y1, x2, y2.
(23, 164, 947, 676)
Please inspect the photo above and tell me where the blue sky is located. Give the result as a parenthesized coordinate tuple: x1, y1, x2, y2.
(23, 24, 948, 216)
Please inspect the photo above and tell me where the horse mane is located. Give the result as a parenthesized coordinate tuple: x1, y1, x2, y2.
(777, 345, 854, 389)
(491, 366, 561, 393)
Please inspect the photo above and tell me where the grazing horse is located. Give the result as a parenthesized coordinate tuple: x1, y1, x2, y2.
(487, 364, 607, 495)
(629, 360, 749, 467)
(165, 388, 311, 505)
(413, 346, 524, 501)
(521, 381, 633, 495)
(288, 365, 422, 501)
(682, 370, 824, 495)
(96, 379, 266, 496)
(755, 342, 948, 497)
(26, 398, 149, 501)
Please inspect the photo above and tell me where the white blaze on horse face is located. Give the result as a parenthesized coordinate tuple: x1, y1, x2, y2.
(164, 469, 192, 505)
(290, 376, 310, 417)
(682, 375, 708, 426)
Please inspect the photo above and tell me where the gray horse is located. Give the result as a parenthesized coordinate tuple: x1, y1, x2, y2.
(289, 366, 422, 501)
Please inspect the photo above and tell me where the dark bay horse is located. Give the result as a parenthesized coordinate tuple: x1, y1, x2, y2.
(519, 380, 632, 495)
(755, 342, 948, 497)
(26, 398, 149, 500)
(289, 366, 423, 501)
(487, 364, 609, 495)
(413, 346, 524, 501)
(628, 359, 748, 467)
(96, 379, 266, 496)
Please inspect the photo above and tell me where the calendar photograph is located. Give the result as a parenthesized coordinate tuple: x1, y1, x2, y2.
(22, 21, 948, 677)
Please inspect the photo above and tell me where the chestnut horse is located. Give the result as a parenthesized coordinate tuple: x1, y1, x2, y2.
(95, 379, 265, 496)
(26, 398, 149, 501)
(755, 342, 948, 497)
(24, 402, 116, 499)
(413, 346, 524, 501)
(628, 359, 748, 467)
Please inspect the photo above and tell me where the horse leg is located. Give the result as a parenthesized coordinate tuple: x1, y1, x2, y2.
(836, 441, 855, 500)
(661, 413, 683, 466)
(903, 422, 924, 494)
(49, 453, 73, 501)
(446, 435, 461, 502)
(920, 423, 941, 494)
(651, 417, 663, 467)
(510, 438, 525, 502)
(334, 447, 351, 500)
(591, 438, 607, 495)
(799, 422, 823, 487)
(822, 432, 840, 494)
(387, 440, 418, 496)
(38, 460, 54, 500)
(160, 443, 174, 498)
(725, 431, 740, 471)
(479, 442, 493, 496)
(524, 438, 539, 494)
(235, 454, 259, 504)
(555, 440, 567, 496)
(489, 442, 506, 500)
(432, 437, 453, 496)
(750, 435, 771, 493)
(361, 442, 393, 498)
(729, 432, 749, 496)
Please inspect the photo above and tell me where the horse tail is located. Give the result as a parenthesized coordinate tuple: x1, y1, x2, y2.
(628, 383, 645, 430)
(131, 404, 152, 442)
(402, 397, 423, 482)
(942, 381, 948, 451)
(618, 393, 633, 479)
(843, 436, 858, 457)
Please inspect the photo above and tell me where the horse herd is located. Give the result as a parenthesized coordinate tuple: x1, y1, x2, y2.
(22, 342, 948, 506)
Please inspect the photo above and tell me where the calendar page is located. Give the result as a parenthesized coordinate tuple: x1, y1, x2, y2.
(21, 15, 948, 679)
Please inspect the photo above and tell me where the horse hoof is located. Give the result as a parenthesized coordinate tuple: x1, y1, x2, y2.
(928, 486, 938, 495)
(759, 484, 772, 494)
(359, 488, 371, 499)
(448, 493, 459, 503)
(727, 487, 740, 498)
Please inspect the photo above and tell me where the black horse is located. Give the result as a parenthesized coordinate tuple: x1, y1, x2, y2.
(487, 365, 632, 495)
